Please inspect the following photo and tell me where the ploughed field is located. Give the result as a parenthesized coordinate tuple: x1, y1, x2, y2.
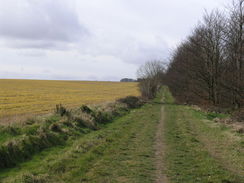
(0, 79, 139, 119)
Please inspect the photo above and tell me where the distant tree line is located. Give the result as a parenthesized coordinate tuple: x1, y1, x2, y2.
(138, 0, 243, 110)
(120, 78, 137, 82)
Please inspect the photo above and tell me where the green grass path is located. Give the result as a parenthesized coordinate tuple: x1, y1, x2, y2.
(0, 88, 243, 183)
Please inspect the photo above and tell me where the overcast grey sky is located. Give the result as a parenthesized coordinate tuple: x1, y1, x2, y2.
(0, 0, 228, 81)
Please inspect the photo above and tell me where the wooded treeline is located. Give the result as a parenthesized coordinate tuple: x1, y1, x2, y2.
(166, 0, 243, 109)
(138, 0, 243, 110)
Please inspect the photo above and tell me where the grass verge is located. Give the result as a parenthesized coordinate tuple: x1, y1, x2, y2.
(0, 97, 161, 183)
(164, 88, 244, 183)
(0, 96, 143, 170)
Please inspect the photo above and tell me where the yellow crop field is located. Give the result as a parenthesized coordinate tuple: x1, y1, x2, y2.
(0, 79, 139, 119)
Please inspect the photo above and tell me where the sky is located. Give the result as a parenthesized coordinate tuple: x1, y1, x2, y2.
(0, 0, 228, 81)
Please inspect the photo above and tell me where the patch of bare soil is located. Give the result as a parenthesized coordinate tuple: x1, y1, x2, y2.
(154, 105, 168, 183)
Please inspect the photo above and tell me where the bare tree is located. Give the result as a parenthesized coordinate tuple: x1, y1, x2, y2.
(223, 0, 244, 109)
(166, 10, 226, 106)
(137, 60, 165, 99)
(195, 11, 226, 105)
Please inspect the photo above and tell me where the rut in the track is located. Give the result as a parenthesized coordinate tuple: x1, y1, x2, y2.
(154, 105, 168, 183)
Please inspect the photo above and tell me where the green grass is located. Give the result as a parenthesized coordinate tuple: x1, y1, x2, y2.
(163, 88, 244, 183)
(205, 112, 229, 120)
(0, 97, 143, 170)
(0, 88, 243, 183)
(0, 97, 162, 183)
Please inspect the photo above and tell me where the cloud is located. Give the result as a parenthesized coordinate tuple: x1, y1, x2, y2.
(0, 0, 88, 49)
(77, 27, 170, 65)
(0, 0, 229, 81)
(17, 49, 47, 57)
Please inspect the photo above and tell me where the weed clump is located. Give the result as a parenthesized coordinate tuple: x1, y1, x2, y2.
(72, 112, 98, 130)
(92, 110, 112, 123)
(49, 123, 62, 133)
(55, 104, 70, 117)
(117, 96, 144, 108)
(80, 105, 93, 114)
